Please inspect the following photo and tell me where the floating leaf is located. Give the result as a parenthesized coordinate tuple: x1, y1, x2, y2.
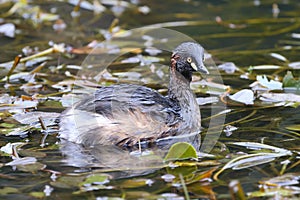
(51, 176, 85, 189)
(283, 71, 300, 89)
(164, 142, 198, 178)
(229, 89, 254, 105)
(16, 162, 46, 173)
(286, 124, 300, 131)
(30, 191, 45, 198)
(0, 187, 19, 195)
(80, 174, 110, 187)
(185, 167, 217, 184)
(167, 164, 197, 178)
(18, 149, 47, 158)
(164, 142, 197, 161)
(120, 179, 153, 188)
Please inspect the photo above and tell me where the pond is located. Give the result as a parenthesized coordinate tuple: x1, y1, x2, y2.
(0, 0, 300, 199)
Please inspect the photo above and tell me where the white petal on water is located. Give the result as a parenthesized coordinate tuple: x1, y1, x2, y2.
(0, 23, 15, 38)
(121, 56, 140, 63)
(270, 53, 288, 62)
(6, 157, 37, 166)
(224, 125, 238, 137)
(138, 6, 151, 14)
(229, 89, 254, 105)
(291, 33, 300, 39)
(288, 61, 300, 69)
(256, 75, 283, 90)
(161, 174, 176, 182)
(260, 92, 300, 103)
(250, 65, 281, 70)
(13, 111, 60, 126)
(1, 143, 15, 155)
(145, 179, 154, 186)
(218, 62, 238, 74)
(68, 0, 94, 10)
(43, 185, 54, 197)
(145, 47, 162, 56)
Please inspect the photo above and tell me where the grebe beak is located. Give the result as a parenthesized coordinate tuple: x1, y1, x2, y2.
(191, 61, 209, 74)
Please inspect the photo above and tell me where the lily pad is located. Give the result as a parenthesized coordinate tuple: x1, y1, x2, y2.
(164, 142, 197, 162)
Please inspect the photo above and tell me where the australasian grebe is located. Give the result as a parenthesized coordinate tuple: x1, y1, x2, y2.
(59, 42, 209, 149)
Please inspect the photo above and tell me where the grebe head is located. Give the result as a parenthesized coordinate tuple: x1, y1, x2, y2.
(171, 42, 209, 81)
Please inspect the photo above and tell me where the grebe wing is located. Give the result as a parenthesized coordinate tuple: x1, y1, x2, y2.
(59, 84, 181, 147)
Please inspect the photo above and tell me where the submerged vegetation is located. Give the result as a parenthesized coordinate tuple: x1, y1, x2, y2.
(0, 0, 300, 199)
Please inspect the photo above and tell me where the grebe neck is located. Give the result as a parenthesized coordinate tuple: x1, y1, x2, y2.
(168, 68, 201, 131)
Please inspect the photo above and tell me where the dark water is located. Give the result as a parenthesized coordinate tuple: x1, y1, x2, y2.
(1, 0, 300, 199)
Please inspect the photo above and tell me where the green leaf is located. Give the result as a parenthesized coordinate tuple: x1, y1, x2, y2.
(0, 187, 19, 195)
(51, 176, 85, 189)
(283, 71, 300, 89)
(286, 124, 300, 131)
(30, 191, 45, 198)
(80, 174, 110, 186)
(120, 179, 152, 188)
(164, 142, 197, 162)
